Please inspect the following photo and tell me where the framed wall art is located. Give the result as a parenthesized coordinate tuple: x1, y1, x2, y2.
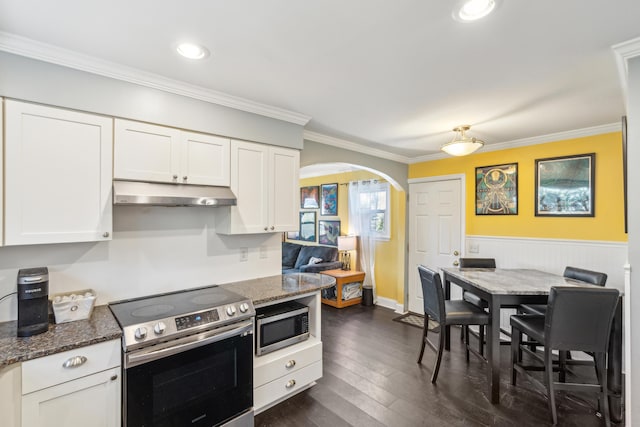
(535, 153, 595, 217)
(320, 183, 338, 216)
(475, 163, 518, 215)
(300, 186, 319, 209)
(299, 211, 317, 242)
(318, 220, 340, 246)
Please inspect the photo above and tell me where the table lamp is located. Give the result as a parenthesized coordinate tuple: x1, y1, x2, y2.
(337, 235, 357, 270)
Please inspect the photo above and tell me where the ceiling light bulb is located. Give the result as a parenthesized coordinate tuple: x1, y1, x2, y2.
(176, 43, 209, 60)
(457, 0, 496, 21)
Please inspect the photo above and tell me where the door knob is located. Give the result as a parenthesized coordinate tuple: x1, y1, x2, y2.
(453, 250, 459, 256)
(453, 260, 459, 267)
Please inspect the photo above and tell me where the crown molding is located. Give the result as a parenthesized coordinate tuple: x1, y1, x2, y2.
(307, 123, 620, 165)
(613, 36, 640, 107)
(303, 130, 413, 163)
(408, 122, 621, 163)
(0, 31, 311, 126)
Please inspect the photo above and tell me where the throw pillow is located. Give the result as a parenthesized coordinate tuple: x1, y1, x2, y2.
(309, 257, 323, 265)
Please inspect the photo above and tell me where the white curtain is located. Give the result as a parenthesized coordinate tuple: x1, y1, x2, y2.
(348, 180, 378, 301)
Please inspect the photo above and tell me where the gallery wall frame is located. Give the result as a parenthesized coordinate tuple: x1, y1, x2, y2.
(299, 211, 317, 242)
(320, 183, 338, 216)
(475, 163, 518, 215)
(318, 220, 340, 246)
(300, 186, 319, 209)
(535, 153, 595, 217)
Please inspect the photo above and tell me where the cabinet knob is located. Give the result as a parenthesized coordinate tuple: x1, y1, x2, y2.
(62, 355, 87, 369)
(264, 227, 268, 231)
(270, 226, 275, 230)
(103, 232, 110, 238)
(173, 174, 178, 180)
(285, 379, 296, 389)
(285, 359, 296, 369)
(110, 374, 118, 381)
(183, 176, 188, 181)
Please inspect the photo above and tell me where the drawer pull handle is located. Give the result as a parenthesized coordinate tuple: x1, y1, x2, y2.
(62, 356, 87, 369)
(110, 374, 118, 381)
(286, 379, 296, 389)
(285, 360, 296, 369)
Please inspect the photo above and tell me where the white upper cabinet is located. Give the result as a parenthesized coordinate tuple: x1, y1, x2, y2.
(4, 100, 113, 246)
(217, 140, 299, 234)
(114, 119, 230, 186)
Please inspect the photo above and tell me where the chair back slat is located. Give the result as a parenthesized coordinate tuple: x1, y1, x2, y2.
(545, 286, 619, 352)
(563, 266, 607, 286)
(459, 258, 496, 268)
(418, 265, 445, 323)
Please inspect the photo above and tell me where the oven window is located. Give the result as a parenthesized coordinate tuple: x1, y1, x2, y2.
(262, 317, 297, 347)
(125, 332, 252, 427)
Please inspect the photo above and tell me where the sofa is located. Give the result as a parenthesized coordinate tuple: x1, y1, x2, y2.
(282, 241, 342, 274)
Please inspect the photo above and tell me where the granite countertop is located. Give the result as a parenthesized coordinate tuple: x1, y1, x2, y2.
(0, 305, 122, 368)
(222, 273, 336, 306)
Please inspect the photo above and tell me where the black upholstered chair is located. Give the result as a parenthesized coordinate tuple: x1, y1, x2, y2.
(459, 257, 496, 355)
(519, 266, 608, 316)
(510, 286, 619, 426)
(416, 265, 489, 383)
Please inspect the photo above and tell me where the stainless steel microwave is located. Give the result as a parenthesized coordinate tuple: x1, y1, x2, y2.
(255, 300, 309, 355)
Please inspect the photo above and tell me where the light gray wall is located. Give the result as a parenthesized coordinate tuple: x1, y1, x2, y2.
(301, 140, 408, 191)
(0, 51, 303, 149)
(627, 54, 640, 425)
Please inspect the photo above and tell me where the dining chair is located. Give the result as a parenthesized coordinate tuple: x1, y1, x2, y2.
(519, 266, 608, 316)
(510, 286, 619, 426)
(416, 265, 489, 383)
(458, 258, 495, 355)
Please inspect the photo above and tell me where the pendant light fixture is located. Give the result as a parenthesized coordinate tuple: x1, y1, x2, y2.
(441, 125, 485, 156)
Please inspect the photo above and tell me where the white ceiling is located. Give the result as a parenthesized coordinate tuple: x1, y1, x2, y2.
(1, 0, 639, 161)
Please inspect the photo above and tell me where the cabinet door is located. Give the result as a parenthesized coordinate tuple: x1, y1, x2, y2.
(269, 147, 300, 232)
(4, 100, 113, 245)
(22, 368, 121, 427)
(180, 131, 230, 186)
(224, 140, 270, 233)
(114, 119, 181, 183)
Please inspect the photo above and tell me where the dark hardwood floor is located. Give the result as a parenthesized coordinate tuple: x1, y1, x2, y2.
(255, 304, 618, 426)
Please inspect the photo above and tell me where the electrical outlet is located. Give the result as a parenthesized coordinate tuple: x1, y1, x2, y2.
(469, 243, 480, 254)
(259, 245, 268, 259)
(240, 247, 248, 262)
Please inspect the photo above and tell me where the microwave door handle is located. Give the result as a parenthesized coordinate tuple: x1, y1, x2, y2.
(125, 320, 253, 368)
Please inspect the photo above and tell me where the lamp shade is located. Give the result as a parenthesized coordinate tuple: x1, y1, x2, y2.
(337, 235, 357, 251)
(441, 125, 484, 156)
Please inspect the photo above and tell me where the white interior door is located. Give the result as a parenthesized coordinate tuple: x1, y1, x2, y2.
(408, 177, 464, 314)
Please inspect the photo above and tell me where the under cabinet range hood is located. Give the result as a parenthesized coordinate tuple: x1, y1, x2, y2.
(113, 180, 236, 207)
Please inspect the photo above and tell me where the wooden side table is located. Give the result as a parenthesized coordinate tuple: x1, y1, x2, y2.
(320, 269, 366, 308)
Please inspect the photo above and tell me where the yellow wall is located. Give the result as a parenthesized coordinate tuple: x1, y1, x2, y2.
(298, 171, 406, 304)
(409, 132, 627, 242)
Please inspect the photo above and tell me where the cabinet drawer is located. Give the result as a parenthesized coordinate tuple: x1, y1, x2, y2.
(254, 361, 322, 411)
(254, 341, 322, 387)
(22, 340, 120, 394)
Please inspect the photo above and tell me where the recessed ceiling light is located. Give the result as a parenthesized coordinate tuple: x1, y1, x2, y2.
(455, 0, 496, 22)
(176, 42, 210, 60)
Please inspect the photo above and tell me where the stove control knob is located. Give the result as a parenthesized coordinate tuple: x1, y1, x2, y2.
(134, 327, 147, 340)
(239, 303, 250, 313)
(154, 322, 166, 335)
(226, 305, 237, 317)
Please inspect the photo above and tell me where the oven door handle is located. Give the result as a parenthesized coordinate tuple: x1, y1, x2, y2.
(125, 320, 253, 369)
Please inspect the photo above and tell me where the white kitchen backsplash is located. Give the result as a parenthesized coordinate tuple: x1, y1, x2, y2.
(0, 206, 281, 322)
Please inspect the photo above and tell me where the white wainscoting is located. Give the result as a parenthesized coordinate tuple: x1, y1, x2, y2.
(465, 235, 628, 333)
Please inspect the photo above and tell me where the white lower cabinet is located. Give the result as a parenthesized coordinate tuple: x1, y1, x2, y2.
(21, 340, 121, 427)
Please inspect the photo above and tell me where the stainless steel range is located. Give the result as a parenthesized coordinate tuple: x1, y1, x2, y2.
(109, 285, 256, 427)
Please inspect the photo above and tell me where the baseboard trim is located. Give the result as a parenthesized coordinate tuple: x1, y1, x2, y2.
(376, 296, 403, 313)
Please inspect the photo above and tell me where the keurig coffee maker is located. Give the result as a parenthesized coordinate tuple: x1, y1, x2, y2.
(17, 267, 49, 337)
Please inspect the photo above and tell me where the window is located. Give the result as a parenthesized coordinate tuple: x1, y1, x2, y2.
(354, 180, 390, 239)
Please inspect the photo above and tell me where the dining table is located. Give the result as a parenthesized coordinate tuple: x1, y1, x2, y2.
(440, 267, 623, 422)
